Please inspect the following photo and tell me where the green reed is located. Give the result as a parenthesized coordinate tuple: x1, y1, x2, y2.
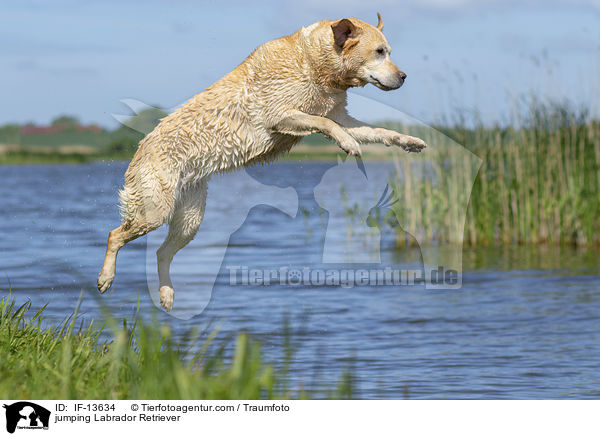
(386, 100, 600, 246)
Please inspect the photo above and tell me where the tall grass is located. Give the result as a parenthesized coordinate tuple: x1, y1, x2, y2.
(387, 100, 600, 246)
(0, 295, 352, 399)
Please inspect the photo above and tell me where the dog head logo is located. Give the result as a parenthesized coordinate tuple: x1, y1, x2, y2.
(3, 402, 50, 433)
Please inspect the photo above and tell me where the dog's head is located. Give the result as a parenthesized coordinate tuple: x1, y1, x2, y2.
(327, 13, 406, 91)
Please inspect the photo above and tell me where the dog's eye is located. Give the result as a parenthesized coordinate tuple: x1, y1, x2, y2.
(376, 48, 385, 55)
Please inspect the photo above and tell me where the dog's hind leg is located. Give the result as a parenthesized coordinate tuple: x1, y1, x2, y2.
(98, 219, 163, 294)
(156, 179, 208, 312)
(98, 163, 175, 294)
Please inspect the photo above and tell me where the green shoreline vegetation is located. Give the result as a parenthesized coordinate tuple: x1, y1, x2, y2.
(385, 101, 600, 247)
(0, 296, 352, 399)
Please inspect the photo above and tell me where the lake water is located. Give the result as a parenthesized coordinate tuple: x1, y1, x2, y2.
(1, 161, 599, 399)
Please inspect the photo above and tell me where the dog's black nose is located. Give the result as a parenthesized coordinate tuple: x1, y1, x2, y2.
(399, 71, 407, 80)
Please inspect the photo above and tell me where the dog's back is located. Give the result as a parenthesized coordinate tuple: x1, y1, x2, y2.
(130, 24, 345, 175)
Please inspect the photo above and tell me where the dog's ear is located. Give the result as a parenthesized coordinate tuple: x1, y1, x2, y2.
(376, 12, 383, 31)
(331, 18, 359, 49)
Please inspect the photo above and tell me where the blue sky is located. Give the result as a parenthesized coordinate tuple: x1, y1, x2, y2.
(1, 0, 599, 127)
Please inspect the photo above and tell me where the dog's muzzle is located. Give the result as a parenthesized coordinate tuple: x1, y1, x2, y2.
(369, 70, 406, 91)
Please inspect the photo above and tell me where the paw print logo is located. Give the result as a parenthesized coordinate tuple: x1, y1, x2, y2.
(287, 269, 302, 285)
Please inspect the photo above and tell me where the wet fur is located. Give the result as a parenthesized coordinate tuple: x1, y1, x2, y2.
(98, 14, 427, 311)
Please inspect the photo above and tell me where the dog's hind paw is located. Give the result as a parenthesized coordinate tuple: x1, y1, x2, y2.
(97, 271, 114, 294)
(160, 286, 174, 312)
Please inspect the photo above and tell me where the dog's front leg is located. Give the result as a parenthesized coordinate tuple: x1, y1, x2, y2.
(328, 111, 427, 153)
(272, 110, 362, 156)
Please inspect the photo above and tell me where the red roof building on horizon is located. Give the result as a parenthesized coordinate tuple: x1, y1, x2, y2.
(20, 124, 102, 135)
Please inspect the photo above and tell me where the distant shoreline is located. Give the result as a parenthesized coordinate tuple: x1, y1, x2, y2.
(0, 143, 394, 164)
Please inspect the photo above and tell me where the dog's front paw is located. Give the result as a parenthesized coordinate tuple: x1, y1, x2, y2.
(338, 136, 362, 157)
(385, 134, 427, 153)
(402, 136, 427, 153)
(160, 286, 174, 312)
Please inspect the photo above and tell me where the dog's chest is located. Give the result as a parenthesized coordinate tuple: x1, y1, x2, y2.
(297, 85, 345, 117)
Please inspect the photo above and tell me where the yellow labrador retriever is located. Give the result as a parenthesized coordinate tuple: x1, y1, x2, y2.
(98, 14, 427, 311)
